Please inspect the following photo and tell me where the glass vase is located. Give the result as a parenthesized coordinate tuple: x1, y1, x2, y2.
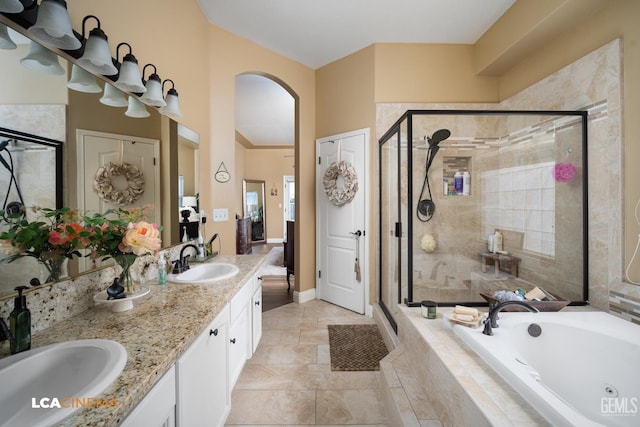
(115, 254, 138, 294)
(40, 256, 67, 284)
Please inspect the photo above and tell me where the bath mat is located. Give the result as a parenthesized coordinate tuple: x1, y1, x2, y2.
(259, 247, 286, 276)
(328, 324, 389, 371)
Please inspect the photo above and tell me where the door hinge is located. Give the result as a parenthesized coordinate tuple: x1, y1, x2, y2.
(153, 157, 156, 166)
(318, 270, 321, 278)
(395, 222, 402, 237)
(318, 157, 321, 165)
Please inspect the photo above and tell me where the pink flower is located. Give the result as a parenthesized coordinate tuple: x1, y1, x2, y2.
(122, 221, 161, 256)
(552, 162, 576, 182)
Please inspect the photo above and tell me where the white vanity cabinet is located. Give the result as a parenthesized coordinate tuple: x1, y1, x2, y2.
(176, 304, 230, 427)
(121, 366, 176, 427)
(229, 282, 252, 387)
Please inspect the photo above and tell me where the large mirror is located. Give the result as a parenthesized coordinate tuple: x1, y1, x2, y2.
(242, 179, 266, 243)
(0, 20, 197, 298)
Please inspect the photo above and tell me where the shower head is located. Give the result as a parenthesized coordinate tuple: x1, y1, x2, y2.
(427, 129, 451, 147)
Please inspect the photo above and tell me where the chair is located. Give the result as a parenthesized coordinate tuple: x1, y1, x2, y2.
(284, 220, 294, 291)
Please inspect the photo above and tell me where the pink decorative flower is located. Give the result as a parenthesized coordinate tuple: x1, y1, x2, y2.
(552, 162, 576, 182)
(121, 221, 161, 256)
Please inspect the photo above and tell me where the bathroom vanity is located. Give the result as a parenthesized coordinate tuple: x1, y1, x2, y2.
(8, 254, 266, 426)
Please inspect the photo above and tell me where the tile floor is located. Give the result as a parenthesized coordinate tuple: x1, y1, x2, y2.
(225, 299, 389, 426)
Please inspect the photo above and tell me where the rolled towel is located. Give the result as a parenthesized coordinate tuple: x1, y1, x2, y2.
(454, 305, 479, 317)
(525, 287, 545, 301)
(453, 313, 475, 322)
(492, 290, 525, 302)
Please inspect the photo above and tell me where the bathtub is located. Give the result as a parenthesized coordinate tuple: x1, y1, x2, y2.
(450, 311, 640, 427)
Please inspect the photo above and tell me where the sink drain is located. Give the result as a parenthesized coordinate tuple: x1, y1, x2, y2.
(528, 323, 542, 337)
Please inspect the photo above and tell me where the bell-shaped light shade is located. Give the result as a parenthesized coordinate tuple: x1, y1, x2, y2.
(114, 56, 146, 93)
(77, 29, 117, 76)
(125, 96, 150, 118)
(160, 88, 182, 117)
(0, 0, 24, 14)
(67, 64, 102, 93)
(100, 83, 128, 107)
(20, 41, 65, 75)
(28, 0, 81, 51)
(140, 76, 166, 107)
(0, 23, 17, 50)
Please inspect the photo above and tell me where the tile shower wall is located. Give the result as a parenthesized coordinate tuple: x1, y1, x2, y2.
(377, 39, 635, 321)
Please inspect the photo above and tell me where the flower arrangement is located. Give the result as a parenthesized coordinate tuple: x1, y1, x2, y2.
(0, 207, 88, 283)
(83, 205, 161, 292)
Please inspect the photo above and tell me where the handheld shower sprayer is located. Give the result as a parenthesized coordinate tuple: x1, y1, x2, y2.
(0, 139, 26, 218)
(417, 129, 451, 222)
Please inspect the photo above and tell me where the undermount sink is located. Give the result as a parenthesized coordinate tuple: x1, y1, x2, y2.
(0, 339, 127, 427)
(168, 262, 240, 284)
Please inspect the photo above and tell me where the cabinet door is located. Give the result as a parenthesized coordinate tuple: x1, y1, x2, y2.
(251, 285, 263, 353)
(176, 305, 229, 427)
(121, 365, 176, 427)
(229, 302, 251, 388)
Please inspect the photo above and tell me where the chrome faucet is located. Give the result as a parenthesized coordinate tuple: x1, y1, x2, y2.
(482, 301, 539, 336)
(174, 244, 199, 273)
(0, 318, 11, 342)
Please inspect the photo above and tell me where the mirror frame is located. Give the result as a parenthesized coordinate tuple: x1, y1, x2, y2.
(242, 179, 266, 243)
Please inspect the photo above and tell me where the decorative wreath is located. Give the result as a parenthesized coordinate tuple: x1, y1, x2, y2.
(93, 162, 145, 206)
(323, 160, 358, 206)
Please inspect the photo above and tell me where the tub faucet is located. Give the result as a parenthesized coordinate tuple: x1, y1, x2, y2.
(482, 301, 539, 336)
(0, 318, 11, 342)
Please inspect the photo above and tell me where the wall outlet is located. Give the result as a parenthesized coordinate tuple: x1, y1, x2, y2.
(213, 208, 228, 222)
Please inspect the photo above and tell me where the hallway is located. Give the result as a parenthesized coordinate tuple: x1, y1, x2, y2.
(225, 299, 389, 426)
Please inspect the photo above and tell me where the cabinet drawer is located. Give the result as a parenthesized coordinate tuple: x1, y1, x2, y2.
(230, 281, 252, 322)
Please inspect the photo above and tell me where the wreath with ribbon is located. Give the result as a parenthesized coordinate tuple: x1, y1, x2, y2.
(93, 162, 145, 206)
(323, 160, 358, 206)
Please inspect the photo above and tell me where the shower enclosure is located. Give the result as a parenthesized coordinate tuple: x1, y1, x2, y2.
(378, 110, 588, 331)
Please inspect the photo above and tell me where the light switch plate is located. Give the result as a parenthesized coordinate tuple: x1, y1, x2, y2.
(213, 208, 228, 222)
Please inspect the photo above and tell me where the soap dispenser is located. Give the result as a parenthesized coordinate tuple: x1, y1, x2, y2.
(9, 285, 31, 354)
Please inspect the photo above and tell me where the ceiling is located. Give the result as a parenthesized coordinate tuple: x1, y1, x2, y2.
(198, 0, 517, 146)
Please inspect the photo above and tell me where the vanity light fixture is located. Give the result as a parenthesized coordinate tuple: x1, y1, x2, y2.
(113, 42, 146, 94)
(76, 15, 117, 76)
(125, 95, 150, 118)
(67, 64, 101, 93)
(0, 23, 17, 50)
(139, 64, 166, 107)
(20, 40, 64, 75)
(27, 0, 81, 51)
(159, 79, 182, 117)
(99, 83, 128, 107)
(0, 0, 24, 14)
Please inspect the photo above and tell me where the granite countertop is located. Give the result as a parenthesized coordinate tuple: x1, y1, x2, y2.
(22, 253, 266, 427)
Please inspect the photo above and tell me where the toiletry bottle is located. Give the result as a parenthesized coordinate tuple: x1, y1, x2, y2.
(182, 225, 189, 242)
(9, 285, 31, 354)
(454, 172, 463, 195)
(157, 253, 167, 286)
(443, 179, 448, 196)
(462, 171, 470, 195)
(493, 230, 503, 253)
(487, 234, 494, 253)
(197, 235, 206, 260)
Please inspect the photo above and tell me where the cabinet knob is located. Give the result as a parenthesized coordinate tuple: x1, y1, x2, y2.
(210, 328, 218, 336)
(255, 300, 260, 306)
(258, 276, 263, 281)
(230, 338, 236, 344)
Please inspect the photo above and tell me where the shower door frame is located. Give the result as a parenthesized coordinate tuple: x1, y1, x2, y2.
(378, 109, 589, 330)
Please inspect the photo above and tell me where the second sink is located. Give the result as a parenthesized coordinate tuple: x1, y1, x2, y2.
(168, 262, 240, 283)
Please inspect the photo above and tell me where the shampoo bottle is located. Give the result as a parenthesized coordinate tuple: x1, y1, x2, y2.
(157, 253, 167, 286)
(9, 285, 31, 354)
(454, 172, 463, 195)
(462, 171, 470, 195)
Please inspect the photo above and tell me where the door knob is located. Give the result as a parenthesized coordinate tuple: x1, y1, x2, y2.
(350, 230, 362, 237)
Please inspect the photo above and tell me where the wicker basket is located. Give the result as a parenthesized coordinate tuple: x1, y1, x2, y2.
(479, 292, 570, 312)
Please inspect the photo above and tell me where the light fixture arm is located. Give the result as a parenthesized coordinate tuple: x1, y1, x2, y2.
(81, 15, 102, 39)
(143, 63, 159, 82)
(116, 42, 133, 62)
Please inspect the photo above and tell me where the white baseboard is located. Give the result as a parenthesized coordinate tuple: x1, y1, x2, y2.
(293, 287, 316, 304)
(266, 238, 284, 244)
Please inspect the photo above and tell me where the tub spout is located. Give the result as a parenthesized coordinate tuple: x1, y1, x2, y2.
(482, 301, 539, 336)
